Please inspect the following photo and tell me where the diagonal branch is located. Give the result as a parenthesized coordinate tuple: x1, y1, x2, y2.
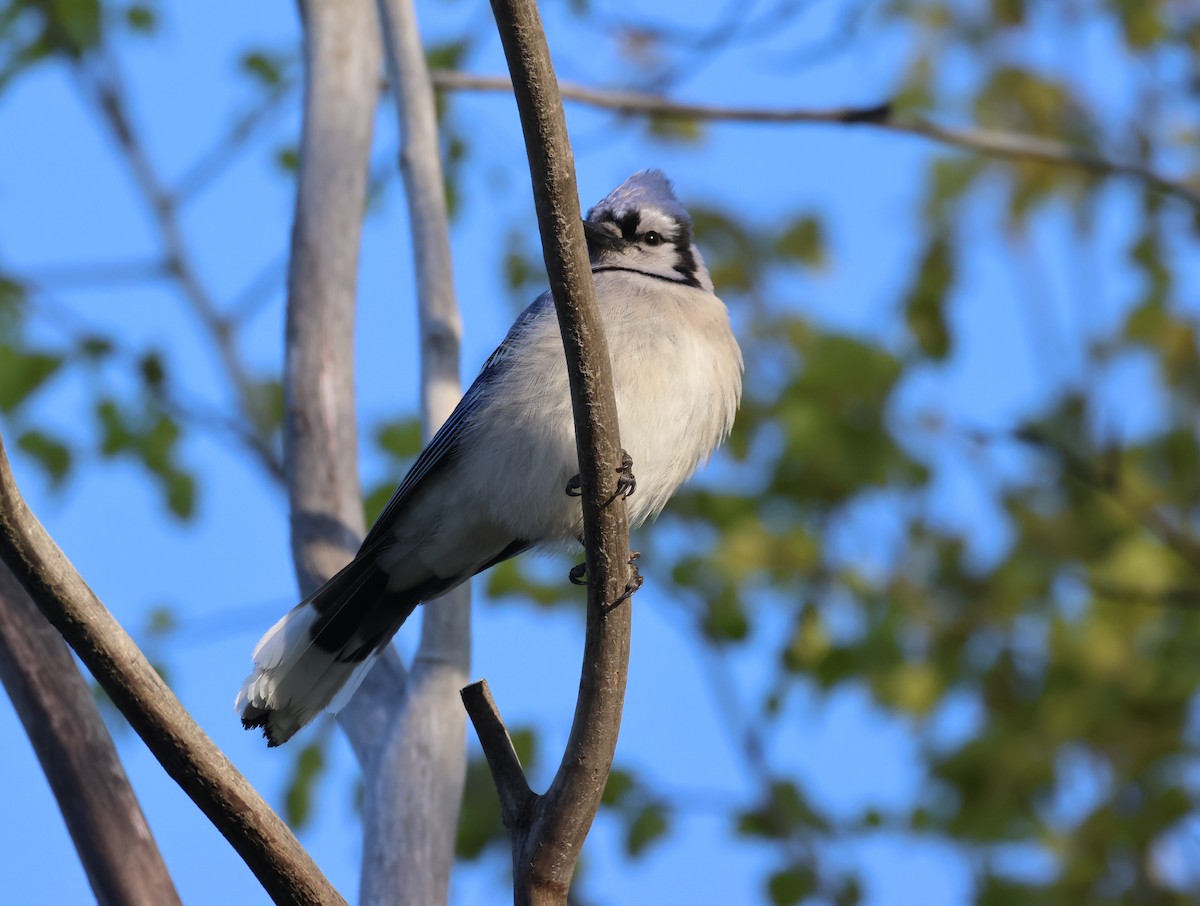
(464, 0, 636, 902)
(0, 562, 181, 906)
(0, 431, 344, 906)
(429, 70, 1200, 209)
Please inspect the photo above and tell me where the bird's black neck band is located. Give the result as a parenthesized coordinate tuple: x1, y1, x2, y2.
(590, 264, 699, 288)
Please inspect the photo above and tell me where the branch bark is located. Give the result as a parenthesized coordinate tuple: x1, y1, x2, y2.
(357, 0, 470, 902)
(0, 562, 181, 906)
(429, 70, 1200, 210)
(283, 0, 421, 804)
(463, 1, 636, 902)
(0, 433, 344, 906)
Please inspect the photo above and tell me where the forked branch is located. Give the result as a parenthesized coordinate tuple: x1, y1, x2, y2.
(463, 0, 636, 902)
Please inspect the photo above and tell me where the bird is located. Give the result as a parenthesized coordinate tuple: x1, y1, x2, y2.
(237, 170, 744, 746)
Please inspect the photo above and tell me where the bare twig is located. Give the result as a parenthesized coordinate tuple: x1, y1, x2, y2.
(79, 62, 263, 419)
(173, 83, 296, 203)
(461, 680, 535, 825)
(464, 1, 636, 902)
(0, 562, 181, 906)
(0, 431, 345, 906)
(16, 259, 168, 288)
(429, 71, 1200, 208)
(1018, 427, 1200, 573)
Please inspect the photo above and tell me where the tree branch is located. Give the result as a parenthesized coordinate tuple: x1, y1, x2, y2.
(429, 70, 1200, 209)
(356, 0, 472, 902)
(0, 432, 344, 906)
(281, 0, 409, 760)
(0, 562, 181, 906)
(465, 1, 636, 902)
(283, 0, 378, 595)
(461, 680, 534, 828)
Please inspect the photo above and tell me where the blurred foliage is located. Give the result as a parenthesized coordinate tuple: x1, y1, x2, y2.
(3, 0, 1200, 904)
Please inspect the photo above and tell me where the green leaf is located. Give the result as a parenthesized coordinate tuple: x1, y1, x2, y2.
(486, 559, 574, 609)
(46, 0, 103, 55)
(144, 605, 177, 637)
(425, 40, 470, 71)
(241, 50, 286, 87)
(903, 236, 953, 359)
(138, 351, 166, 390)
(775, 216, 825, 268)
(164, 469, 196, 519)
(363, 482, 396, 527)
(768, 865, 816, 906)
(625, 803, 668, 857)
(77, 334, 114, 360)
(16, 430, 71, 486)
(125, 4, 157, 33)
(375, 417, 423, 460)
(0, 277, 24, 340)
(284, 741, 326, 828)
(275, 145, 299, 174)
(0, 345, 62, 412)
(602, 768, 636, 807)
(246, 378, 284, 436)
(645, 113, 704, 144)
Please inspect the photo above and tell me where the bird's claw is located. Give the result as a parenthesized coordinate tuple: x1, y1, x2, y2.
(614, 449, 636, 501)
(566, 451, 636, 505)
(614, 551, 643, 605)
(569, 561, 588, 585)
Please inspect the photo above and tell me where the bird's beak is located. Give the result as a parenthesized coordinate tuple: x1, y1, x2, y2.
(582, 219, 622, 256)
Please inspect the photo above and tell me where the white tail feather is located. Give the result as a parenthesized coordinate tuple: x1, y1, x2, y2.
(235, 602, 377, 746)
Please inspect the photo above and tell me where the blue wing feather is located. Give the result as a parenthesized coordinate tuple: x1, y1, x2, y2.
(359, 294, 550, 550)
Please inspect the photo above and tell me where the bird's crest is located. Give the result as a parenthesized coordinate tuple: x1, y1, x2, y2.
(587, 169, 690, 225)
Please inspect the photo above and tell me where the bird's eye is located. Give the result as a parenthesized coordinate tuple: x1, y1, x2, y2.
(643, 231, 663, 246)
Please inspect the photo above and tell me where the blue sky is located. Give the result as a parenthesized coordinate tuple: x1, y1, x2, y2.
(0, 0, 1183, 903)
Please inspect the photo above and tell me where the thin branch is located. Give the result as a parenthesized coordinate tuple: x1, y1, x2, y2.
(15, 259, 168, 288)
(1017, 427, 1200, 573)
(173, 83, 296, 204)
(461, 680, 535, 826)
(0, 431, 345, 906)
(76, 58, 263, 436)
(0, 562, 181, 906)
(429, 70, 1200, 209)
(467, 1, 636, 903)
(20, 289, 285, 483)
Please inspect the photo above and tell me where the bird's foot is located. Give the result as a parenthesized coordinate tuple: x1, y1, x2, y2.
(613, 551, 643, 606)
(568, 561, 588, 585)
(612, 449, 636, 502)
(565, 450, 636, 506)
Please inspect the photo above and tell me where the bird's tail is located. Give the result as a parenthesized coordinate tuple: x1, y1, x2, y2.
(236, 550, 417, 746)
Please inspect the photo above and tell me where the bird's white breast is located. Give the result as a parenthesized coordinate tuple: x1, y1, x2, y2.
(460, 273, 742, 545)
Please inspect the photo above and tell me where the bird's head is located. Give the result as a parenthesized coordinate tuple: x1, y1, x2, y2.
(582, 170, 712, 293)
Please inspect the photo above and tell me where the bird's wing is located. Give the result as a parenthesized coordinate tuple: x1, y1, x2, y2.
(360, 294, 550, 551)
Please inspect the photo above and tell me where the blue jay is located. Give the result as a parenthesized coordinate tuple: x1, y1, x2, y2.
(238, 170, 743, 745)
